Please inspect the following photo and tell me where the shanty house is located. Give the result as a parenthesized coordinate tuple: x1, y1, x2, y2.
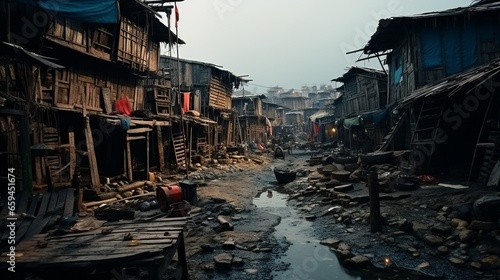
(363, 0, 500, 182)
(232, 95, 270, 145)
(1, 0, 183, 193)
(331, 67, 388, 152)
(159, 57, 243, 159)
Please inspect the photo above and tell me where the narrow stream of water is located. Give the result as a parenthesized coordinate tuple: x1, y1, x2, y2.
(253, 190, 372, 280)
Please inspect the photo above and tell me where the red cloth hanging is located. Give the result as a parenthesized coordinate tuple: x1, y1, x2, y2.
(182, 92, 190, 114)
(313, 122, 320, 136)
(115, 98, 132, 116)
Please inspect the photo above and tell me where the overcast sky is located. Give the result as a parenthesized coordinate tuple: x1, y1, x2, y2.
(163, 0, 474, 93)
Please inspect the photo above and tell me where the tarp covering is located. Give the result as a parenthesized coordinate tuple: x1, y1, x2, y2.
(421, 27, 442, 69)
(343, 116, 361, 128)
(420, 22, 478, 75)
(19, 0, 118, 23)
(361, 108, 389, 125)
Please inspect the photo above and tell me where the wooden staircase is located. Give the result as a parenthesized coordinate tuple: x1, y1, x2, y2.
(172, 133, 186, 167)
(376, 110, 408, 152)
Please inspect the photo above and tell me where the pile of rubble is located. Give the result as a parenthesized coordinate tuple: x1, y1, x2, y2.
(282, 153, 500, 279)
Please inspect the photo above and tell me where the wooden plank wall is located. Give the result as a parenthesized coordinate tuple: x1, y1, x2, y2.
(46, 18, 113, 61)
(51, 68, 142, 113)
(388, 39, 416, 105)
(46, 16, 159, 72)
(209, 76, 232, 110)
(118, 18, 149, 71)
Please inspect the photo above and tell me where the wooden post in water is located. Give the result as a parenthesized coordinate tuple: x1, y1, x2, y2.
(367, 172, 381, 233)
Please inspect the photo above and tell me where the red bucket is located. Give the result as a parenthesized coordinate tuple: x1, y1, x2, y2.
(156, 185, 183, 212)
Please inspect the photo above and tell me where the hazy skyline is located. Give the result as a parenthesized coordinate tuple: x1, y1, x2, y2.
(163, 0, 474, 92)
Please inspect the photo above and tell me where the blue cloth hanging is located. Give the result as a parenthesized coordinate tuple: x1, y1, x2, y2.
(120, 117, 131, 131)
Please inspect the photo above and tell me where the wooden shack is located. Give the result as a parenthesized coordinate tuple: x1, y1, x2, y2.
(1, 0, 184, 192)
(159, 57, 243, 158)
(362, 0, 500, 179)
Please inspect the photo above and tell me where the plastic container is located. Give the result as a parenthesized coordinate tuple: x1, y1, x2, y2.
(156, 185, 183, 212)
(179, 180, 198, 205)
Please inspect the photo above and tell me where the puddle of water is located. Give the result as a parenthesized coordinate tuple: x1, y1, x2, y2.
(253, 191, 371, 280)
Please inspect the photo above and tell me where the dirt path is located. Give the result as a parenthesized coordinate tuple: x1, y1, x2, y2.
(183, 149, 500, 280)
(183, 154, 286, 279)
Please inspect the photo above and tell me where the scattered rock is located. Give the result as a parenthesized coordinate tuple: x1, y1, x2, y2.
(305, 214, 317, 221)
(458, 229, 476, 243)
(470, 261, 482, 270)
(335, 248, 353, 260)
(451, 218, 469, 229)
(213, 253, 233, 268)
(344, 255, 370, 267)
(430, 223, 452, 235)
(389, 219, 413, 232)
(337, 242, 351, 251)
(222, 240, 236, 250)
(416, 261, 430, 270)
(480, 255, 500, 268)
(437, 246, 449, 254)
(424, 234, 445, 246)
(449, 257, 465, 267)
(320, 238, 341, 248)
(244, 268, 258, 274)
(436, 215, 447, 222)
(232, 257, 244, 266)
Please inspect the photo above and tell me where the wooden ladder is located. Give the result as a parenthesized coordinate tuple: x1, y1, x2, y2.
(409, 98, 446, 168)
(43, 126, 62, 185)
(154, 85, 172, 116)
(172, 133, 186, 167)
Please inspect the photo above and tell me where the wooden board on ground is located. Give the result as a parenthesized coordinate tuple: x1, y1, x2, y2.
(0, 216, 188, 278)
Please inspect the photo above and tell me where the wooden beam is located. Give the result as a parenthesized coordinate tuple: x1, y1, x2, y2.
(32, 123, 43, 185)
(146, 131, 150, 180)
(126, 140, 133, 182)
(127, 127, 152, 134)
(157, 127, 165, 172)
(19, 114, 33, 193)
(68, 126, 76, 180)
(84, 117, 100, 191)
